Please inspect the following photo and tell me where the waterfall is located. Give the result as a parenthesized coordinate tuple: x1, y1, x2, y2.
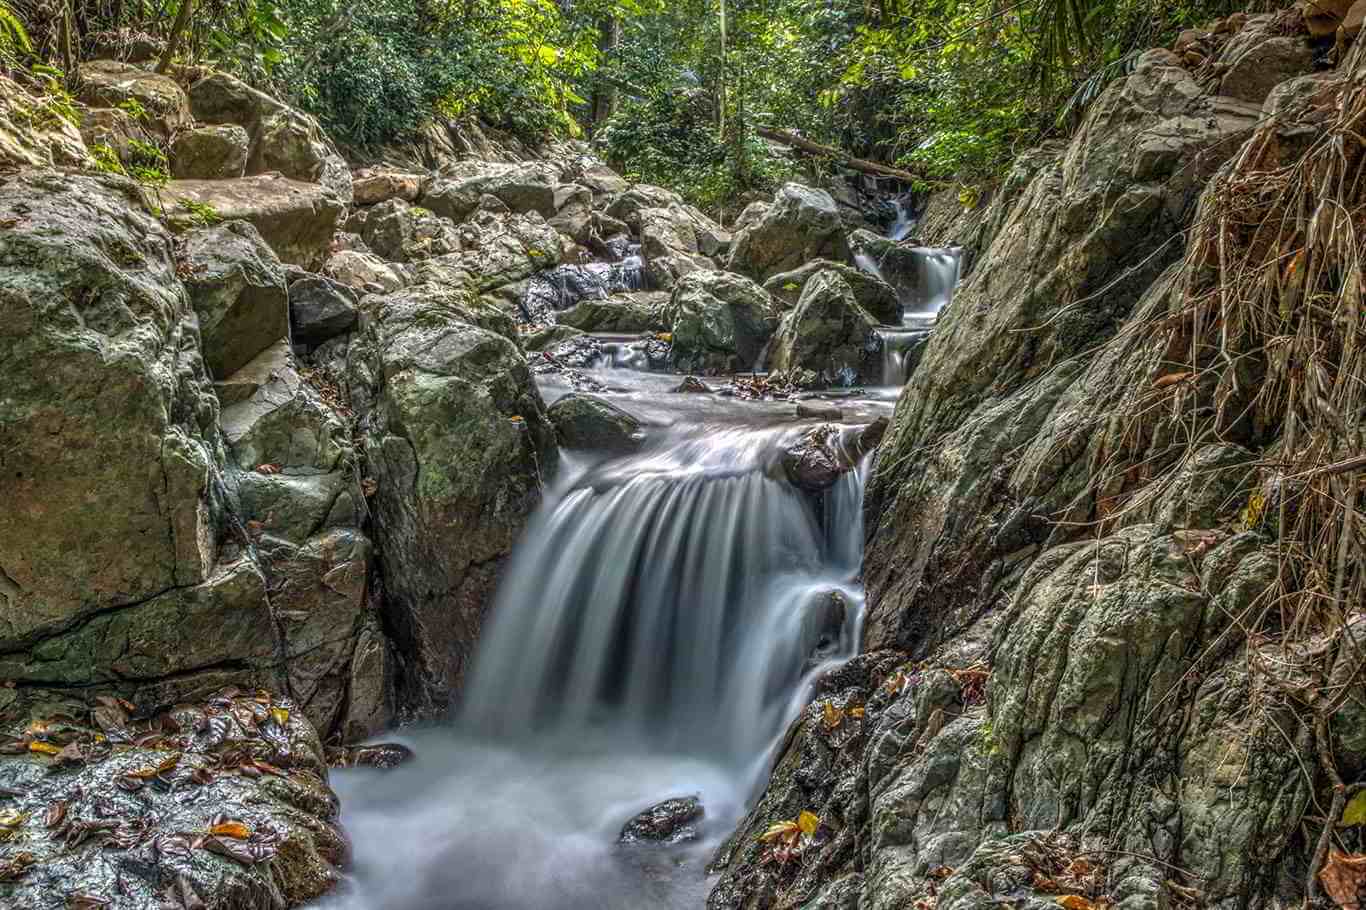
(323, 429, 870, 910)
(907, 246, 960, 317)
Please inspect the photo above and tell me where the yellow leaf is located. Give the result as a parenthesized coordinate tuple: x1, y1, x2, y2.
(849, 706, 865, 719)
(759, 820, 799, 843)
(28, 741, 60, 756)
(270, 707, 289, 728)
(209, 821, 251, 839)
(1055, 897, 1095, 910)
(655, 333, 672, 342)
(1341, 790, 1366, 827)
(822, 701, 843, 729)
(797, 811, 819, 835)
(0, 809, 26, 828)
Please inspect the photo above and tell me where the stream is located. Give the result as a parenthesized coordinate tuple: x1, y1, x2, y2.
(316, 220, 959, 910)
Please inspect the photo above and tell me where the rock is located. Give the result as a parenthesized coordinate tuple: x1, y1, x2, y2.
(547, 393, 644, 452)
(420, 163, 558, 222)
(565, 158, 629, 198)
(0, 173, 222, 648)
(765, 259, 900, 324)
(165, 175, 346, 269)
(1217, 18, 1314, 104)
(733, 201, 770, 232)
(181, 220, 289, 379)
(663, 270, 782, 374)
(603, 184, 685, 231)
(673, 376, 712, 394)
(768, 269, 881, 386)
(1302, 0, 1354, 35)
(347, 285, 558, 716)
(76, 59, 191, 136)
(523, 324, 586, 351)
(782, 424, 850, 491)
(0, 687, 346, 909)
(353, 169, 425, 206)
(324, 248, 406, 294)
(339, 623, 396, 743)
(329, 741, 416, 770)
(360, 198, 462, 263)
(1342, 0, 1366, 43)
(726, 183, 849, 281)
(290, 275, 360, 349)
(0, 75, 89, 169)
(171, 123, 250, 179)
(539, 334, 604, 369)
(188, 70, 352, 205)
(796, 401, 843, 420)
(558, 292, 670, 333)
(215, 339, 293, 407)
(79, 106, 154, 168)
(619, 796, 705, 845)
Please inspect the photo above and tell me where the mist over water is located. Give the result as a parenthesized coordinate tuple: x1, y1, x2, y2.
(318, 423, 870, 910)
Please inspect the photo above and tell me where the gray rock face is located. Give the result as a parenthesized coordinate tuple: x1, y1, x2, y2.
(0, 686, 347, 910)
(764, 259, 900, 325)
(289, 275, 360, 349)
(1, 75, 89, 170)
(352, 169, 425, 206)
(1217, 15, 1315, 103)
(80, 106, 155, 168)
(324, 248, 406, 294)
(76, 59, 192, 136)
(768, 270, 881, 386)
(166, 175, 346, 269)
(347, 284, 557, 717)
(547, 393, 644, 452)
(663, 270, 781, 375)
(187, 70, 352, 206)
(171, 123, 251, 180)
(420, 162, 559, 222)
(181, 220, 289, 380)
(726, 184, 849, 281)
(360, 198, 462, 263)
(557, 292, 670, 333)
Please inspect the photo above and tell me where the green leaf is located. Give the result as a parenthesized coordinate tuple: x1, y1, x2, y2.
(1342, 790, 1366, 827)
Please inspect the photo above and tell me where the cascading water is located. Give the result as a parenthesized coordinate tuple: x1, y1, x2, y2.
(521, 252, 647, 323)
(319, 425, 869, 910)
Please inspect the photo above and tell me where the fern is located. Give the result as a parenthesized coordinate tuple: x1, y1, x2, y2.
(0, 0, 31, 63)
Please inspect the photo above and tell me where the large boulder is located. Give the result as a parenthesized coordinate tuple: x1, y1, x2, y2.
(76, 59, 191, 136)
(557, 292, 670, 333)
(358, 198, 462, 263)
(171, 123, 251, 180)
(547, 393, 644, 452)
(726, 183, 849, 281)
(347, 284, 558, 716)
(1216, 16, 1315, 104)
(187, 70, 352, 205)
(768, 269, 881, 386)
(420, 162, 559, 222)
(0, 75, 89, 169)
(352, 169, 425, 206)
(324, 248, 406, 295)
(165, 175, 346, 269)
(638, 204, 716, 289)
(79, 106, 155, 169)
(181, 220, 289, 379)
(663, 270, 781, 375)
(764, 259, 900, 324)
(289, 275, 360, 349)
(0, 173, 223, 649)
(603, 184, 685, 232)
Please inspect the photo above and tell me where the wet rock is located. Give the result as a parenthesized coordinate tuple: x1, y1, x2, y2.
(347, 286, 558, 717)
(547, 393, 644, 452)
(558, 292, 669, 333)
(674, 376, 712, 394)
(603, 184, 686, 232)
(663, 270, 782, 374)
(796, 402, 843, 421)
(170, 124, 250, 180)
(77, 59, 191, 136)
(764, 259, 900, 325)
(782, 424, 851, 492)
(352, 169, 425, 206)
(420, 163, 558, 222)
(188, 71, 351, 205)
(768, 269, 881, 386)
(521, 261, 645, 321)
(181, 219, 289, 379)
(619, 796, 705, 845)
(289, 275, 360, 349)
(0, 687, 346, 910)
(165, 175, 345, 269)
(523, 324, 586, 352)
(726, 184, 849, 281)
(0, 173, 221, 646)
(327, 742, 416, 770)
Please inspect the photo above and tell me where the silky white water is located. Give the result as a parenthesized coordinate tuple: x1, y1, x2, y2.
(319, 415, 871, 909)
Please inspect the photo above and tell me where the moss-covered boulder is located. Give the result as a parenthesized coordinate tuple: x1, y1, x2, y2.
(764, 259, 900, 324)
(768, 269, 881, 386)
(547, 393, 644, 452)
(663, 270, 781, 375)
(726, 183, 849, 281)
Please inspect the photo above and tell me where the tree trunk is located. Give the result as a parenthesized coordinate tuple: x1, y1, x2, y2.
(157, 0, 193, 74)
(755, 126, 926, 183)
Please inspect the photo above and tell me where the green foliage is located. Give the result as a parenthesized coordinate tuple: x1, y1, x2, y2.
(0, 0, 31, 64)
(180, 198, 223, 226)
(116, 98, 150, 122)
(126, 138, 169, 186)
(89, 142, 126, 176)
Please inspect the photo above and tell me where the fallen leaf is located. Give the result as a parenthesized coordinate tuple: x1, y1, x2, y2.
(849, 706, 865, 719)
(1152, 371, 1195, 390)
(208, 820, 251, 840)
(270, 707, 289, 728)
(1341, 790, 1366, 827)
(256, 463, 281, 475)
(759, 820, 800, 844)
(822, 701, 844, 730)
(797, 810, 819, 835)
(1320, 849, 1366, 909)
(28, 740, 61, 756)
(1056, 896, 1095, 910)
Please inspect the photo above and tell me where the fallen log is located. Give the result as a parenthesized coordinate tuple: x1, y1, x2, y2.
(755, 126, 925, 184)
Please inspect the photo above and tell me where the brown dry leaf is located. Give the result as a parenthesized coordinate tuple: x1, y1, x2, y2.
(208, 820, 251, 840)
(44, 800, 67, 829)
(822, 701, 844, 730)
(759, 819, 801, 844)
(256, 463, 281, 475)
(1055, 896, 1096, 910)
(0, 851, 35, 882)
(849, 706, 865, 719)
(1153, 371, 1195, 390)
(1320, 850, 1366, 909)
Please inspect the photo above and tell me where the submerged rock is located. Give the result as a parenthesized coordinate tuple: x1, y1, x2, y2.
(547, 393, 644, 452)
(619, 796, 705, 845)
